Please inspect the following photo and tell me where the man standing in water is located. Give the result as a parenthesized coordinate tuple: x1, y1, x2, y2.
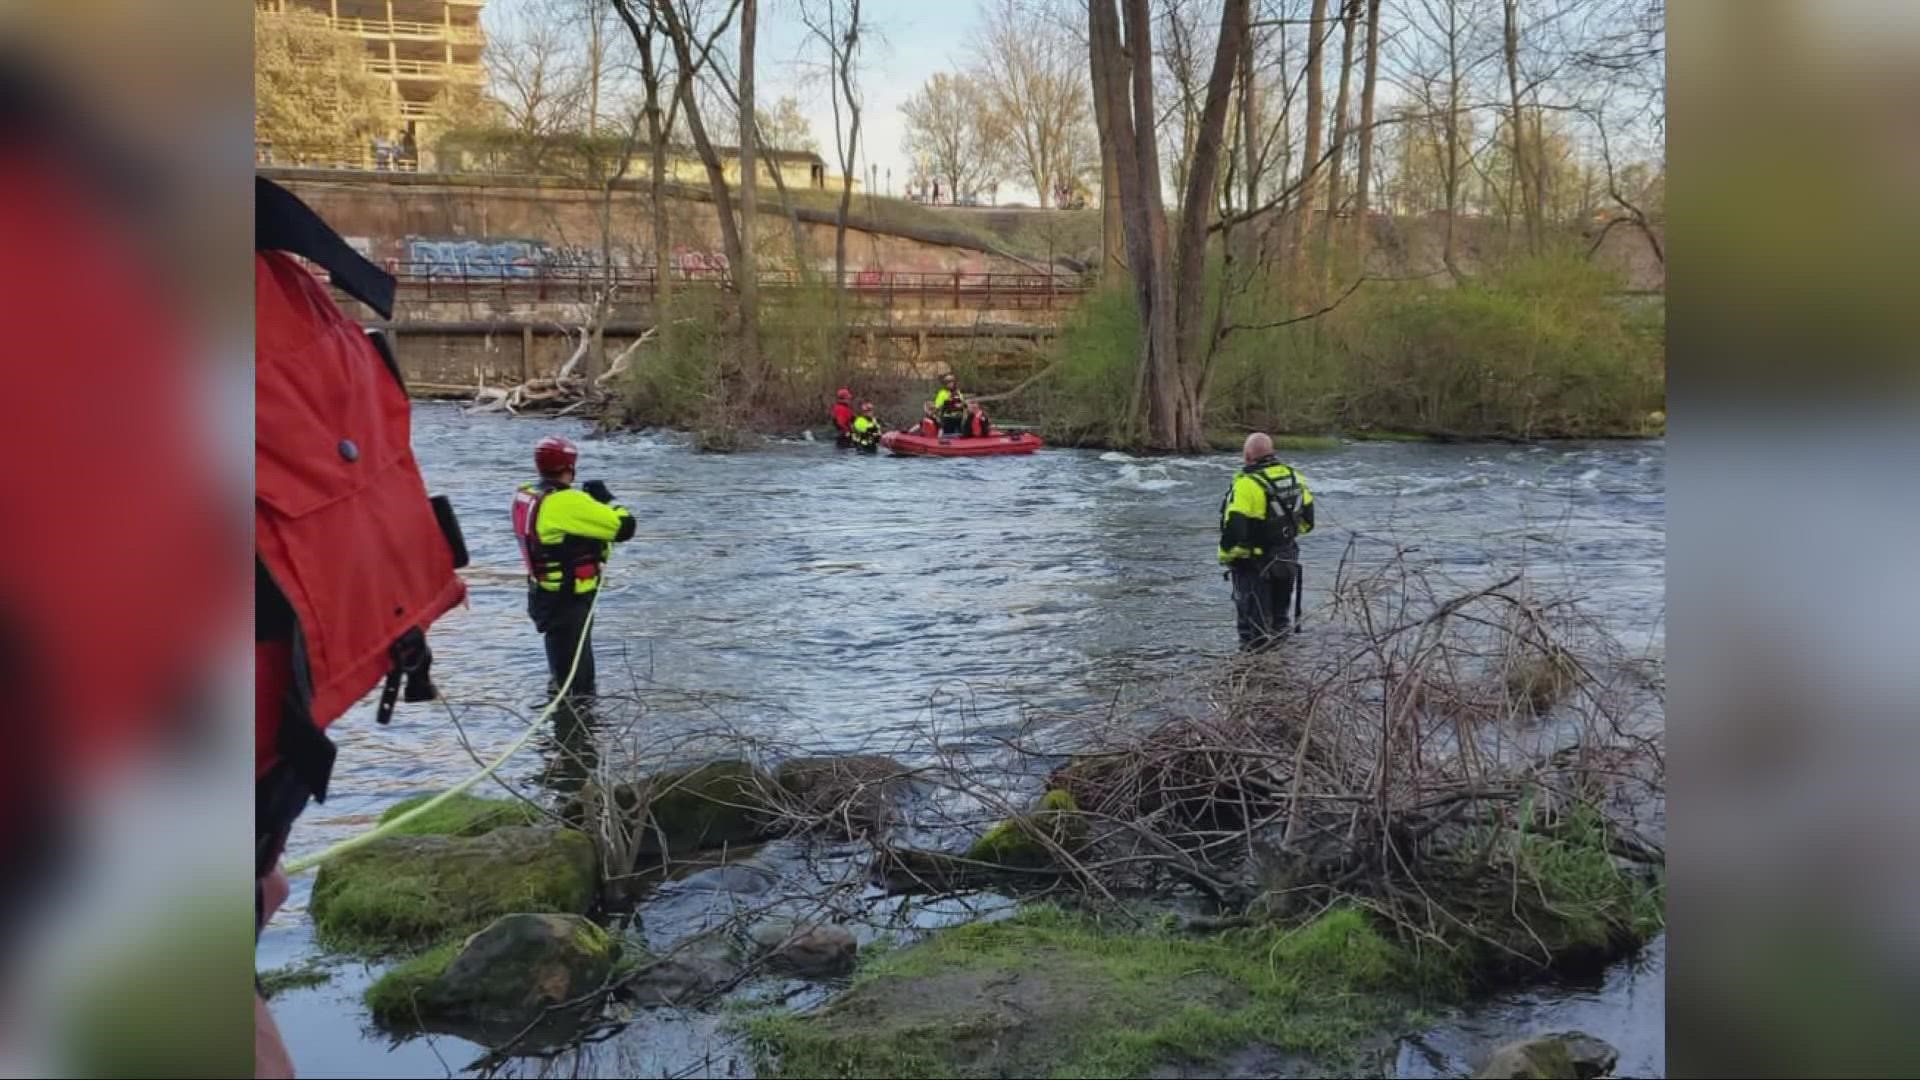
(513, 436, 638, 702)
(830, 387, 856, 447)
(850, 400, 884, 452)
(1218, 433, 1316, 650)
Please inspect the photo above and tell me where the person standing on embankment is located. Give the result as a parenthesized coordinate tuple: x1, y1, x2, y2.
(1218, 432, 1316, 651)
(512, 436, 637, 704)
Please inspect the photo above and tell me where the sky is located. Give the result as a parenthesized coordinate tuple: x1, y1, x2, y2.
(753, 1, 988, 199)
(482, 0, 1024, 202)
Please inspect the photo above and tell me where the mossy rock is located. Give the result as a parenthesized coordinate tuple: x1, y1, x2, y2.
(571, 760, 779, 859)
(965, 789, 1086, 868)
(749, 905, 1425, 1079)
(310, 826, 598, 955)
(1438, 807, 1664, 982)
(377, 792, 543, 837)
(366, 913, 618, 1030)
(773, 755, 911, 836)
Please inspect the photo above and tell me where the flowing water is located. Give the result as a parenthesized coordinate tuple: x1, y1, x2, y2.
(262, 403, 1666, 1078)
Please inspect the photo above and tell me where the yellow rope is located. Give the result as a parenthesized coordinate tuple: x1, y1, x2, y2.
(282, 581, 603, 877)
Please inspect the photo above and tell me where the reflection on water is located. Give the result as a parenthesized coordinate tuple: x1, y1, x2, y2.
(264, 405, 1666, 1078)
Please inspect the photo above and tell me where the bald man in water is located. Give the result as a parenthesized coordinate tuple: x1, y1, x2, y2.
(1218, 433, 1316, 650)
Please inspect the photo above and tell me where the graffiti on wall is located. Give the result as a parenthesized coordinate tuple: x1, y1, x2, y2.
(400, 236, 732, 279)
(670, 246, 730, 275)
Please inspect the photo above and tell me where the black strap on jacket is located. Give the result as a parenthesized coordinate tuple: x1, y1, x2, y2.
(1246, 466, 1302, 543)
(256, 174, 396, 320)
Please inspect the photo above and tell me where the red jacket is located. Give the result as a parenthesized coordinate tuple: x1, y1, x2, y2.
(964, 412, 992, 437)
(831, 402, 855, 434)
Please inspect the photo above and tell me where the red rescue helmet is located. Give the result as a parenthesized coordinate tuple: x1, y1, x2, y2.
(836, 387, 852, 401)
(535, 435, 579, 477)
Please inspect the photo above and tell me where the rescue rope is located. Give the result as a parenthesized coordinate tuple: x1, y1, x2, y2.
(282, 580, 604, 877)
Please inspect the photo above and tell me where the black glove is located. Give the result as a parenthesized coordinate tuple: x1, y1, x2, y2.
(582, 479, 615, 504)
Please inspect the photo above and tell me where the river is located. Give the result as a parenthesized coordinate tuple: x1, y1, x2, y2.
(261, 403, 1666, 1078)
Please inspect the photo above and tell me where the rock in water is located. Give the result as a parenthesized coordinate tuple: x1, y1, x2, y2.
(621, 932, 744, 1007)
(435, 914, 615, 1024)
(311, 826, 598, 954)
(966, 789, 1087, 868)
(748, 919, 858, 978)
(772, 755, 911, 837)
(567, 760, 780, 859)
(1476, 1032, 1619, 1079)
(367, 914, 616, 1029)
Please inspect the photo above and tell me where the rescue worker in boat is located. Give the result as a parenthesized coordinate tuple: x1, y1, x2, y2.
(962, 400, 994, 438)
(850, 400, 884, 453)
(830, 387, 856, 448)
(1218, 432, 1316, 651)
(918, 402, 940, 437)
(933, 373, 968, 435)
(513, 435, 638, 702)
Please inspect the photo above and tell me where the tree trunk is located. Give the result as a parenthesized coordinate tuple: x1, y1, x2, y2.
(1171, 0, 1248, 451)
(738, 0, 761, 382)
(1090, 0, 1155, 439)
(636, 7, 672, 308)
(588, 0, 603, 136)
(1291, 0, 1328, 289)
(1320, 0, 1356, 287)
(1503, 0, 1539, 255)
(1442, 0, 1462, 281)
(1353, 0, 1380, 267)
(652, 0, 755, 375)
(834, 1, 862, 304)
(1089, 11, 1127, 280)
(1239, 22, 1258, 217)
(1124, 0, 1180, 450)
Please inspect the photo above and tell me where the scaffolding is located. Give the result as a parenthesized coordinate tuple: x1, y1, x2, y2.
(257, 0, 488, 167)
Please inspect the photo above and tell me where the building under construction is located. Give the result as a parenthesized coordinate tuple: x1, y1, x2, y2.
(257, 0, 488, 164)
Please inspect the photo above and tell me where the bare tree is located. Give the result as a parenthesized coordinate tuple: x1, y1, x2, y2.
(974, 0, 1094, 208)
(1289, 0, 1328, 277)
(738, 0, 760, 382)
(612, 0, 756, 380)
(1503, 0, 1541, 253)
(1090, 0, 1249, 450)
(1318, 0, 1358, 286)
(632, 4, 676, 307)
(1352, 0, 1382, 263)
(1086, 0, 1128, 276)
(486, 15, 591, 143)
(800, 0, 865, 306)
(901, 72, 1005, 207)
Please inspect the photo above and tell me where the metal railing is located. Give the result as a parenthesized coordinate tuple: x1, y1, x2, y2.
(333, 15, 484, 44)
(368, 58, 455, 78)
(372, 263, 1091, 308)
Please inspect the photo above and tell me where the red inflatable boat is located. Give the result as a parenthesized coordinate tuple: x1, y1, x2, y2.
(879, 430, 1045, 457)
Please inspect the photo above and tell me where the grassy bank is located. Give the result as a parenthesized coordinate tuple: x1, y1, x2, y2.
(1011, 255, 1665, 449)
(604, 251, 1660, 452)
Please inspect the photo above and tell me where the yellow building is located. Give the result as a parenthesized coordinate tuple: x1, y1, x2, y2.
(614, 147, 862, 194)
(435, 130, 863, 193)
(257, 0, 487, 155)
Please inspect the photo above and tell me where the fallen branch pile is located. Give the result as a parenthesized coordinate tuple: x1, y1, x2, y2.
(469, 322, 655, 417)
